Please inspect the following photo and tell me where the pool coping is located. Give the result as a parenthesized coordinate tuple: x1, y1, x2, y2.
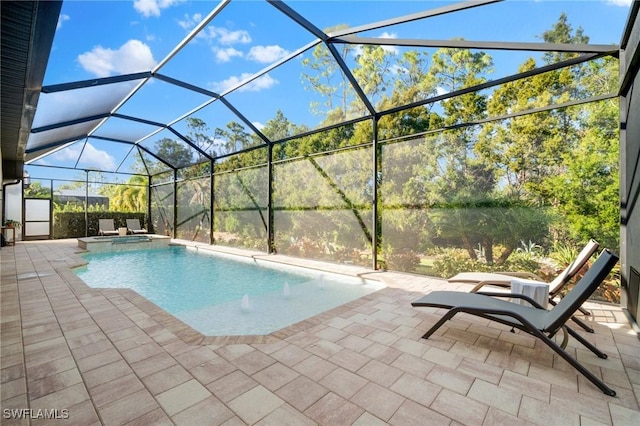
(77, 234, 171, 252)
(66, 239, 395, 346)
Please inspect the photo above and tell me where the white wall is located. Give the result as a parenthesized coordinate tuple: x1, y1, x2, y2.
(4, 182, 23, 241)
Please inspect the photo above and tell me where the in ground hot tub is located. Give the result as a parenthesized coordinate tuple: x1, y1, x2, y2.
(77, 234, 171, 252)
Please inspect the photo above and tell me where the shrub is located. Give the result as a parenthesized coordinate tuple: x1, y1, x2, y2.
(384, 248, 421, 272)
(53, 212, 147, 238)
(504, 251, 543, 275)
(432, 248, 491, 278)
(432, 247, 541, 279)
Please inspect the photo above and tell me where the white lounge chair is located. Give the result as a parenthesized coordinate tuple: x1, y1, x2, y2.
(126, 219, 148, 234)
(98, 219, 119, 236)
(449, 240, 599, 295)
(448, 239, 600, 332)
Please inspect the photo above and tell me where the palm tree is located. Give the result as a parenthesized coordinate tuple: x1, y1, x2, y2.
(107, 175, 148, 212)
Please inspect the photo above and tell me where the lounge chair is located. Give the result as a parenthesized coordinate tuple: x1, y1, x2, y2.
(98, 219, 119, 236)
(449, 239, 599, 293)
(449, 239, 600, 332)
(126, 219, 148, 234)
(411, 248, 619, 396)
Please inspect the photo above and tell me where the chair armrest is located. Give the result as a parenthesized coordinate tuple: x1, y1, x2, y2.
(498, 271, 544, 280)
(476, 291, 548, 310)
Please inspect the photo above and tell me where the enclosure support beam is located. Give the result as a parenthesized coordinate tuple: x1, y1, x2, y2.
(49, 180, 53, 239)
(267, 143, 275, 254)
(372, 117, 379, 270)
(210, 160, 215, 246)
(147, 175, 152, 234)
(85, 170, 89, 237)
(173, 169, 178, 239)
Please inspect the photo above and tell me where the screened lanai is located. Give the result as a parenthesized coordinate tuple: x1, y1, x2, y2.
(2, 0, 639, 326)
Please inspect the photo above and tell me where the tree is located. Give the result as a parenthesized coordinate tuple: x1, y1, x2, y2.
(543, 57, 619, 248)
(429, 44, 493, 198)
(351, 44, 395, 112)
(476, 13, 618, 255)
(23, 181, 51, 198)
(186, 117, 214, 161)
(541, 13, 589, 65)
(394, 50, 438, 105)
(479, 57, 571, 200)
(106, 175, 148, 212)
(431, 197, 551, 265)
(376, 50, 440, 140)
(155, 137, 193, 169)
(301, 25, 358, 124)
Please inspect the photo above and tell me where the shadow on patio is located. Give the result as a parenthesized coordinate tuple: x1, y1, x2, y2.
(1, 240, 639, 425)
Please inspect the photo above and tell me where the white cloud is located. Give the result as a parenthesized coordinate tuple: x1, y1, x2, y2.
(246, 45, 290, 64)
(210, 73, 278, 93)
(78, 40, 157, 77)
(379, 31, 399, 54)
(178, 12, 202, 30)
(206, 26, 251, 45)
(436, 86, 449, 96)
(605, 0, 632, 6)
(213, 46, 243, 63)
(51, 143, 116, 170)
(134, 0, 182, 18)
(57, 14, 70, 30)
(80, 144, 117, 170)
(252, 121, 265, 131)
(184, 24, 254, 63)
(352, 31, 399, 57)
(389, 64, 404, 75)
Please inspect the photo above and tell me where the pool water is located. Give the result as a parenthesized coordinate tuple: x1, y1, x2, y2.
(74, 246, 383, 335)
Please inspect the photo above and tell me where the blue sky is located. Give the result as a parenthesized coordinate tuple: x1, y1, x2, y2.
(28, 0, 632, 181)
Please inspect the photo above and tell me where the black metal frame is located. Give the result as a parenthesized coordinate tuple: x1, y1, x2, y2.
(20, 0, 623, 268)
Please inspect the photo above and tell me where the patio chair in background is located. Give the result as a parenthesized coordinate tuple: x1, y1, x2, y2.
(411, 248, 619, 396)
(98, 219, 119, 236)
(126, 219, 148, 234)
(448, 239, 600, 332)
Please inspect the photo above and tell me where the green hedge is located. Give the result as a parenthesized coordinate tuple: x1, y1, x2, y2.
(53, 212, 148, 239)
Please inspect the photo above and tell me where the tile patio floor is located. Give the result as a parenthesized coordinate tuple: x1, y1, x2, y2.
(1, 239, 639, 425)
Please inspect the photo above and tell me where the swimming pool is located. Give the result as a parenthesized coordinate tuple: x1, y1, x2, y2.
(74, 246, 384, 335)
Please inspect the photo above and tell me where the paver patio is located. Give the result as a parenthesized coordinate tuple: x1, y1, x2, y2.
(1, 239, 639, 425)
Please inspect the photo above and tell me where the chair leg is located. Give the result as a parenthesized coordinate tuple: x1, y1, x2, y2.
(421, 310, 458, 339)
(570, 315, 594, 333)
(537, 327, 615, 396)
(564, 326, 607, 359)
(470, 283, 484, 293)
(578, 306, 592, 316)
(414, 303, 615, 396)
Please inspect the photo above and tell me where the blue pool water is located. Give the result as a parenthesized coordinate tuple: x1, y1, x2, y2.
(74, 246, 383, 335)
